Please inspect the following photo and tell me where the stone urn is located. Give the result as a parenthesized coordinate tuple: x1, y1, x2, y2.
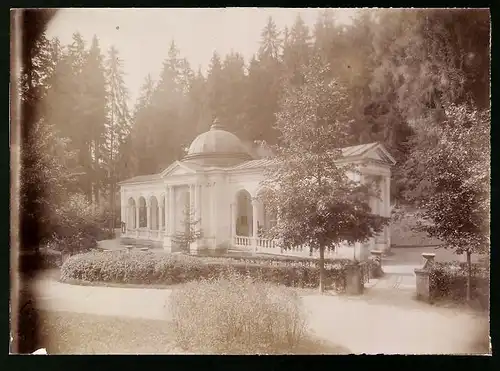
(421, 253, 436, 269)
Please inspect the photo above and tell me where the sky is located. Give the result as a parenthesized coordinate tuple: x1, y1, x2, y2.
(46, 8, 358, 105)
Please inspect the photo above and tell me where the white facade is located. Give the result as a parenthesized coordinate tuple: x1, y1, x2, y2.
(118, 123, 396, 261)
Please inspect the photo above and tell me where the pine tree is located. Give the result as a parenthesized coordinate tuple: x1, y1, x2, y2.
(221, 51, 247, 137)
(206, 51, 224, 120)
(104, 45, 132, 234)
(180, 68, 210, 154)
(131, 74, 158, 175)
(258, 16, 282, 61)
(148, 40, 186, 167)
(172, 205, 203, 253)
(80, 35, 108, 205)
(282, 14, 312, 87)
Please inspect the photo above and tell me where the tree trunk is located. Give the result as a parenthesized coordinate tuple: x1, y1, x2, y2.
(319, 245, 325, 294)
(466, 249, 472, 302)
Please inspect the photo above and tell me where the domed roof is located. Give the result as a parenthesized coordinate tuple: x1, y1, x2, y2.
(183, 119, 252, 167)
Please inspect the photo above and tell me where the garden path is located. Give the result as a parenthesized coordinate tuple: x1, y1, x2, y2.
(29, 259, 489, 354)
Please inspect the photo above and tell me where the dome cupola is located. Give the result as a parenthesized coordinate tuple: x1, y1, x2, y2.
(183, 118, 252, 166)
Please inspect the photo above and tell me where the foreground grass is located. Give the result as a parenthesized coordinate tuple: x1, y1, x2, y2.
(36, 310, 178, 354)
(30, 310, 348, 354)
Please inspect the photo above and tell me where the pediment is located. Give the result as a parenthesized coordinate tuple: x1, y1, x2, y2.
(159, 161, 198, 178)
(357, 144, 396, 166)
(368, 146, 396, 165)
(339, 142, 396, 166)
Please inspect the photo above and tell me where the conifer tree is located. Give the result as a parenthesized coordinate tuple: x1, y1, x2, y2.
(104, 45, 132, 234)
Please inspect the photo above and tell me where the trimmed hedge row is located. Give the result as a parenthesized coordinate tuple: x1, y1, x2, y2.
(429, 261, 489, 310)
(60, 251, 371, 292)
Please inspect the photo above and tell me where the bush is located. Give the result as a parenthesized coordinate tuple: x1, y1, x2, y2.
(169, 273, 307, 354)
(60, 251, 359, 291)
(429, 261, 489, 310)
(47, 194, 112, 255)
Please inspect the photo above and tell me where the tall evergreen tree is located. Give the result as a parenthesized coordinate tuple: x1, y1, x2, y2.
(258, 16, 282, 61)
(180, 68, 210, 153)
(104, 45, 132, 232)
(282, 14, 312, 86)
(80, 35, 108, 205)
(220, 51, 247, 137)
(131, 74, 160, 175)
(206, 51, 225, 120)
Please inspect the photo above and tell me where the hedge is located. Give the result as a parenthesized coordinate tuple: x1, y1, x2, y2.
(60, 251, 374, 292)
(429, 261, 489, 310)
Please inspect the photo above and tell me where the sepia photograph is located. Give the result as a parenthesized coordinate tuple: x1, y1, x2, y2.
(10, 7, 490, 355)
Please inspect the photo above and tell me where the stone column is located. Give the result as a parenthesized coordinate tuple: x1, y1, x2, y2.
(163, 186, 175, 252)
(159, 203, 164, 232)
(189, 183, 199, 253)
(231, 201, 237, 238)
(164, 194, 168, 231)
(135, 204, 140, 238)
(146, 202, 151, 238)
(128, 205, 133, 234)
(211, 182, 217, 247)
(123, 205, 128, 235)
(120, 193, 126, 227)
(252, 198, 259, 251)
(169, 187, 175, 235)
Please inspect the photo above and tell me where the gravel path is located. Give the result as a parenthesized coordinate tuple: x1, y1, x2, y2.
(28, 271, 489, 355)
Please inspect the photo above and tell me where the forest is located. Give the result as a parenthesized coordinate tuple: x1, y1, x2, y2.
(18, 9, 490, 256)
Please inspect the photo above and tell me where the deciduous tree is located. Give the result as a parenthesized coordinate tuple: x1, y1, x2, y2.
(403, 103, 490, 301)
(262, 55, 389, 292)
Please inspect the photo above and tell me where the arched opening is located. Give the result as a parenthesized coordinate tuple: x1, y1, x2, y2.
(138, 197, 147, 228)
(235, 189, 253, 237)
(128, 198, 136, 229)
(150, 196, 159, 230)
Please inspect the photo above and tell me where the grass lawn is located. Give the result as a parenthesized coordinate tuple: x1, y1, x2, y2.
(34, 310, 178, 354)
(28, 310, 349, 355)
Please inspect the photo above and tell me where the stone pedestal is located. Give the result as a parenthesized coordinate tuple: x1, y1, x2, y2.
(414, 253, 436, 302)
(345, 263, 364, 295)
(414, 268, 431, 302)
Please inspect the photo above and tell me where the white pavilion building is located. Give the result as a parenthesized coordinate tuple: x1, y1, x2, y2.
(118, 120, 396, 260)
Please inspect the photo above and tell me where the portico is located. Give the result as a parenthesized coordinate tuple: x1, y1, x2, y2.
(119, 120, 396, 260)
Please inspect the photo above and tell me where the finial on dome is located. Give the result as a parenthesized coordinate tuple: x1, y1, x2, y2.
(210, 117, 226, 131)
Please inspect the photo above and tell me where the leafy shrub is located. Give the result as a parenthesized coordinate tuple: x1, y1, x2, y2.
(60, 251, 360, 291)
(46, 194, 111, 255)
(429, 261, 489, 310)
(169, 273, 307, 354)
